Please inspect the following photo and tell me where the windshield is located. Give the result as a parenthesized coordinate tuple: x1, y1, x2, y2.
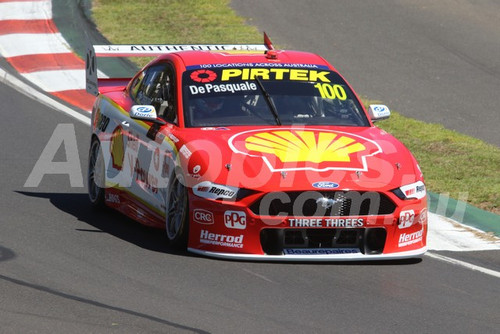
(182, 65, 370, 127)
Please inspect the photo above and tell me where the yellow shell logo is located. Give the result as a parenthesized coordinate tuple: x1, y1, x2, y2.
(244, 130, 366, 163)
(110, 126, 124, 170)
(229, 129, 382, 172)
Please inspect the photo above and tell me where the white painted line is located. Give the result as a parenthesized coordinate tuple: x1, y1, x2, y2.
(0, 33, 71, 57)
(22, 69, 86, 91)
(0, 1, 51, 21)
(0, 67, 90, 125)
(426, 252, 500, 279)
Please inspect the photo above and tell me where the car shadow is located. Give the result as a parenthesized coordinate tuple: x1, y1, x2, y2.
(16, 191, 423, 265)
(16, 191, 194, 258)
(210, 256, 422, 266)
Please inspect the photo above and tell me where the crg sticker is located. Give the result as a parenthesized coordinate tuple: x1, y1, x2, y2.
(193, 209, 214, 225)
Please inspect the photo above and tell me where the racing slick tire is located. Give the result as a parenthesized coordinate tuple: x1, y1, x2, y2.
(165, 172, 189, 249)
(87, 137, 106, 209)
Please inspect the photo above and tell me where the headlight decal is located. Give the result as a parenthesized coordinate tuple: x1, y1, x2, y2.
(392, 181, 426, 200)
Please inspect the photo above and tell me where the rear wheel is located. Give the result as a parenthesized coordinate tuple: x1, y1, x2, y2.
(165, 173, 189, 248)
(88, 138, 105, 208)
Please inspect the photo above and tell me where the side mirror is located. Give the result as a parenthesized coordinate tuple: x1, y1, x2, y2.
(368, 104, 391, 122)
(130, 105, 165, 125)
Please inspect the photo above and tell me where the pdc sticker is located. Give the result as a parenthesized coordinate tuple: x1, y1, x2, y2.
(399, 210, 415, 229)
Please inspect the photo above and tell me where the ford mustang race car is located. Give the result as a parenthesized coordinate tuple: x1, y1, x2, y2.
(86, 34, 427, 261)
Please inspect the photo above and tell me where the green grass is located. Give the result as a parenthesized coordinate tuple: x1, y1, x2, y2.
(91, 0, 500, 214)
(92, 0, 261, 67)
(375, 110, 500, 214)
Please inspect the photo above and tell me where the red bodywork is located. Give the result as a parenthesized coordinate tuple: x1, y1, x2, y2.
(89, 46, 427, 261)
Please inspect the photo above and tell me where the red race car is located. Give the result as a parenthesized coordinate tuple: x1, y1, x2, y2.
(86, 34, 427, 261)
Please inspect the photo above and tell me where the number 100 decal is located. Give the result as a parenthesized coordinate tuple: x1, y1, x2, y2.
(314, 83, 347, 100)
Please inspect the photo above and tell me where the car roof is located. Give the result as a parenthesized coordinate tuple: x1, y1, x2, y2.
(157, 49, 335, 70)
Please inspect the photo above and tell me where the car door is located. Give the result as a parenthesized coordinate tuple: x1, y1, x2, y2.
(126, 62, 178, 215)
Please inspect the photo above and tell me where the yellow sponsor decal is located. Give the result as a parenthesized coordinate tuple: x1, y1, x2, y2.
(110, 126, 125, 170)
(229, 128, 382, 172)
(221, 68, 331, 82)
(314, 83, 347, 100)
(244, 130, 365, 163)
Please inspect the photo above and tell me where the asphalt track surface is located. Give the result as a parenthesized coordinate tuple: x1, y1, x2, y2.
(1, 3, 500, 334)
(1, 69, 500, 334)
(232, 0, 500, 147)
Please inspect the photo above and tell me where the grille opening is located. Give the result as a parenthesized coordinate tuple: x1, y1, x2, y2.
(250, 191, 396, 217)
(260, 229, 284, 255)
(284, 230, 304, 245)
(260, 228, 372, 255)
(306, 229, 336, 248)
(337, 230, 359, 245)
(364, 228, 386, 254)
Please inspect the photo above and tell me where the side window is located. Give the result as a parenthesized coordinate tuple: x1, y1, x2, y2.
(159, 65, 177, 124)
(135, 64, 166, 105)
(132, 63, 177, 124)
(129, 71, 145, 100)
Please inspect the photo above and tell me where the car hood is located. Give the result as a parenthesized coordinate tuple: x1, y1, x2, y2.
(173, 126, 422, 193)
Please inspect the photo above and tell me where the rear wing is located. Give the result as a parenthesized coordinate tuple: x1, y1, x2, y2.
(86, 33, 274, 96)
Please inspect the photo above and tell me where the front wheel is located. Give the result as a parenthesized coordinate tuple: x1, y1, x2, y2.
(87, 138, 105, 208)
(165, 173, 189, 249)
